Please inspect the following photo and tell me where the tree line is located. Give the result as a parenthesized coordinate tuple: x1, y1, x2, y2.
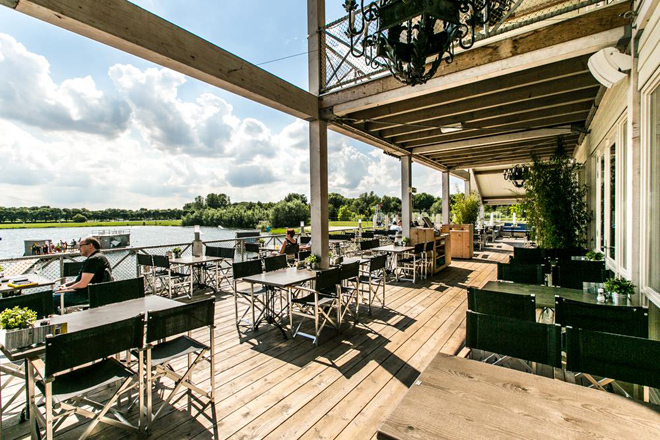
(0, 206, 184, 224)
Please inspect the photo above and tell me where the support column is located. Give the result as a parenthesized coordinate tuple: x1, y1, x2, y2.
(464, 177, 471, 196)
(308, 0, 328, 268)
(628, 34, 641, 305)
(401, 155, 412, 238)
(442, 171, 450, 224)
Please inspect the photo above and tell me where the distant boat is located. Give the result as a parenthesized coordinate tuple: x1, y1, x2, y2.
(23, 229, 131, 256)
(217, 225, 224, 229)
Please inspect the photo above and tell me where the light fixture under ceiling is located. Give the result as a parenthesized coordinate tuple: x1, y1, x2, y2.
(343, 0, 514, 86)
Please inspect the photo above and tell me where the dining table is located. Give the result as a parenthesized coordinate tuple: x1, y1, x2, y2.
(481, 280, 601, 309)
(169, 255, 224, 296)
(371, 245, 414, 281)
(378, 353, 660, 440)
(0, 274, 55, 297)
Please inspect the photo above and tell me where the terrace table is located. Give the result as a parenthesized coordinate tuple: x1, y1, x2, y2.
(0, 295, 184, 438)
(240, 267, 317, 339)
(482, 280, 597, 309)
(371, 245, 414, 281)
(170, 255, 224, 297)
(0, 274, 55, 297)
(378, 353, 660, 440)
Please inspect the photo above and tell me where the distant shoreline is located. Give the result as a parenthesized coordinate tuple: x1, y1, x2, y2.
(0, 220, 182, 229)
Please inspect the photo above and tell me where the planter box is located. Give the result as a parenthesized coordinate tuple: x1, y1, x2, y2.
(0, 324, 59, 351)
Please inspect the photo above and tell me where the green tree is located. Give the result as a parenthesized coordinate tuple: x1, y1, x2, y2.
(429, 199, 443, 215)
(270, 199, 310, 228)
(337, 205, 355, 221)
(206, 193, 230, 209)
(283, 193, 308, 205)
(380, 195, 401, 215)
(413, 193, 436, 212)
(72, 213, 87, 223)
(451, 192, 481, 225)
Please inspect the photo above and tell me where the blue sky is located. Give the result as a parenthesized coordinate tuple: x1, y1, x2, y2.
(0, 1, 461, 209)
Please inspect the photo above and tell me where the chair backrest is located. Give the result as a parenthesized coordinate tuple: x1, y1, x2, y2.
(232, 259, 263, 280)
(466, 310, 562, 368)
(284, 243, 300, 255)
(339, 261, 360, 281)
(206, 245, 235, 259)
(425, 241, 434, 252)
(0, 290, 53, 318)
(300, 236, 311, 244)
(298, 251, 311, 262)
(467, 287, 536, 322)
(88, 277, 145, 309)
(544, 248, 587, 260)
(497, 262, 544, 285)
(316, 267, 340, 292)
(361, 231, 374, 239)
(369, 254, 387, 272)
(512, 247, 545, 264)
(555, 297, 648, 338)
(62, 261, 85, 278)
(556, 260, 605, 289)
(413, 243, 425, 254)
(137, 253, 154, 267)
(45, 314, 144, 377)
(566, 326, 660, 389)
(146, 298, 215, 343)
(151, 254, 170, 269)
(244, 242, 261, 254)
(265, 255, 288, 272)
(359, 240, 374, 251)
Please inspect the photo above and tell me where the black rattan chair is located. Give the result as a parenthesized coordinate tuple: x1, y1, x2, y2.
(88, 277, 145, 309)
(37, 315, 145, 439)
(144, 298, 215, 427)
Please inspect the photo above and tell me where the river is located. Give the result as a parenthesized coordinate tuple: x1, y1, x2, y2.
(0, 225, 252, 259)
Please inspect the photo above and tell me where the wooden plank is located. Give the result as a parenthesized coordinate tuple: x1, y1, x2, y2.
(7, 0, 318, 120)
(321, 3, 629, 113)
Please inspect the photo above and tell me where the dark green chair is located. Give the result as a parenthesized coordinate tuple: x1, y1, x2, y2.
(0, 289, 54, 319)
(556, 260, 605, 289)
(545, 248, 587, 261)
(88, 277, 145, 309)
(466, 310, 562, 369)
(511, 247, 545, 265)
(467, 287, 536, 321)
(566, 326, 660, 395)
(37, 315, 145, 439)
(264, 254, 287, 272)
(497, 262, 544, 285)
(555, 297, 648, 338)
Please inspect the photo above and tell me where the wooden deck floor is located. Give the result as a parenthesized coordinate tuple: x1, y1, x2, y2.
(3, 242, 512, 439)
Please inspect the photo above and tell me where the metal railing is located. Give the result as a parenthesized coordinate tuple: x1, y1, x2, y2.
(320, 0, 616, 92)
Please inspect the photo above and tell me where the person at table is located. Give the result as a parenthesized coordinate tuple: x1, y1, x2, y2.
(279, 228, 298, 254)
(389, 219, 402, 232)
(53, 237, 112, 312)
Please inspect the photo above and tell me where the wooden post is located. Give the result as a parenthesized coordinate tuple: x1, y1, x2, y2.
(308, 0, 329, 268)
(401, 155, 412, 238)
(442, 171, 450, 224)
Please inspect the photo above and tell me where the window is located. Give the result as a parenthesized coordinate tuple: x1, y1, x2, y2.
(609, 144, 616, 259)
(648, 89, 660, 291)
(620, 122, 627, 270)
(599, 155, 606, 252)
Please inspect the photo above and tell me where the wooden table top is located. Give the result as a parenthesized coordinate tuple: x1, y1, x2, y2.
(339, 257, 370, 266)
(482, 280, 598, 309)
(170, 255, 223, 265)
(378, 353, 660, 440)
(0, 274, 55, 294)
(372, 245, 414, 253)
(241, 267, 316, 288)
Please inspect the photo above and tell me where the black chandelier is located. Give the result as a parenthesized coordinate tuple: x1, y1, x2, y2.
(503, 164, 529, 188)
(343, 0, 514, 86)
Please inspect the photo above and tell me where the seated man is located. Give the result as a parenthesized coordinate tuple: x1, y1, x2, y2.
(54, 237, 112, 312)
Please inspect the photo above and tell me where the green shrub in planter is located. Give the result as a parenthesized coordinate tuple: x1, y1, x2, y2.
(451, 192, 481, 225)
(0, 306, 37, 330)
(172, 247, 182, 258)
(585, 250, 604, 261)
(604, 276, 635, 297)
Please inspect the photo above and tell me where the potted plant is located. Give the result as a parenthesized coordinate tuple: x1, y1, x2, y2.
(604, 276, 635, 305)
(305, 254, 319, 270)
(172, 247, 182, 258)
(0, 306, 56, 350)
(585, 250, 604, 261)
(401, 237, 411, 246)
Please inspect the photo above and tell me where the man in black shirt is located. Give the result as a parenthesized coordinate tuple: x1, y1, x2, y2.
(54, 236, 112, 312)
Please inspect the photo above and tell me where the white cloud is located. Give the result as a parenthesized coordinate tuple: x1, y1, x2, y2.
(0, 33, 130, 138)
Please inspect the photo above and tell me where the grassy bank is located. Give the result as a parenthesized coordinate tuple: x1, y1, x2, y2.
(268, 221, 374, 235)
(0, 220, 182, 229)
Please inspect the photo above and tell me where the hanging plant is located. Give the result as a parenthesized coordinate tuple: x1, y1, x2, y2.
(521, 143, 592, 249)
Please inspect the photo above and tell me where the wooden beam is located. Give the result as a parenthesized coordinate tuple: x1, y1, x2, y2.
(451, 170, 469, 180)
(374, 84, 598, 138)
(439, 146, 561, 166)
(411, 128, 573, 154)
(322, 2, 628, 113)
(427, 135, 579, 160)
(403, 113, 587, 149)
(6, 0, 319, 120)
(345, 56, 591, 122)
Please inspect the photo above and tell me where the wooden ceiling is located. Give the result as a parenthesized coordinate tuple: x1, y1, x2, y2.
(329, 55, 596, 170)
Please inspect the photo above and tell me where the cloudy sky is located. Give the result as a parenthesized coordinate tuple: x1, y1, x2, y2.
(0, 1, 462, 210)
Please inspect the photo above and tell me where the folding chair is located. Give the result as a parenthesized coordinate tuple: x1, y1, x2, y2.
(143, 298, 215, 427)
(566, 327, 660, 399)
(359, 254, 387, 314)
(88, 277, 146, 309)
(297, 251, 311, 263)
(283, 243, 300, 266)
(497, 262, 545, 285)
(57, 261, 85, 284)
(338, 261, 361, 326)
(556, 260, 605, 289)
(231, 259, 268, 334)
(244, 242, 262, 260)
(205, 245, 235, 291)
(555, 297, 648, 338)
(467, 287, 536, 321)
(423, 241, 434, 276)
(398, 243, 425, 282)
(264, 254, 287, 272)
(37, 315, 145, 440)
(136, 253, 189, 298)
(0, 290, 54, 425)
(290, 268, 341, 345)
(300, 236, 311, 245)
(466, 310, 562, 374)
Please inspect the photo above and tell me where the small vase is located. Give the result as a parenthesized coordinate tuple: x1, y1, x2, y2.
(611, 292, 629, 305)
